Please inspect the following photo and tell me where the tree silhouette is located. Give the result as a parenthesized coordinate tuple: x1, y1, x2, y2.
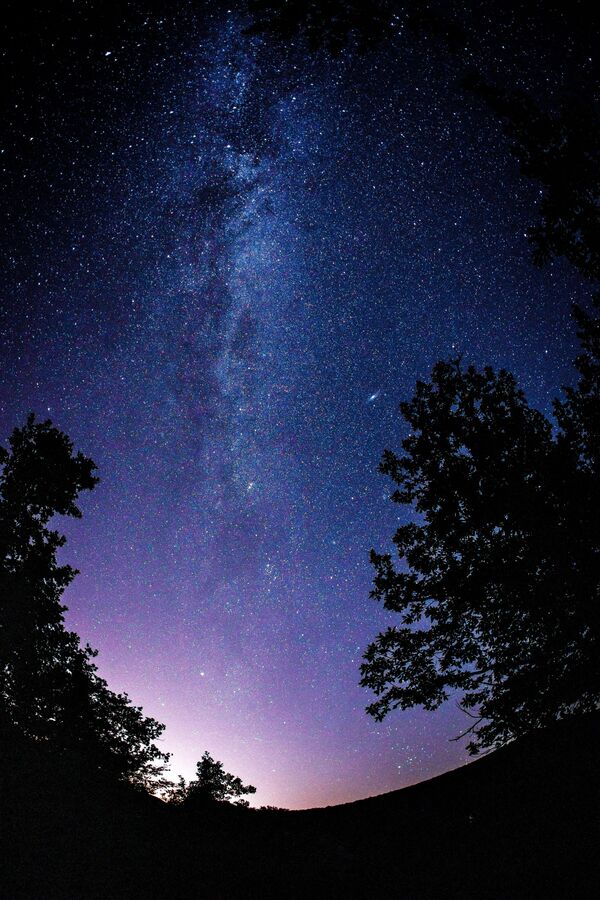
(0, 415, 169, 788)
(246, 3, 599, 282)
(361, 302, 600, 751)
(464, 75, 600, 282)
(0, 414, 96, 734)
(245, 0, 395, 53)
(176, 751, 257, 808)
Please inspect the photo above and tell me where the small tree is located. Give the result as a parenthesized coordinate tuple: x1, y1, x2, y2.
(361, 304, 600, 752)
(0, 415, 169, 788)
(180, 751, 257, 808)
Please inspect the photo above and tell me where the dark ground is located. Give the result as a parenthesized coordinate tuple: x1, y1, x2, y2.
(1, 712, 599, 899)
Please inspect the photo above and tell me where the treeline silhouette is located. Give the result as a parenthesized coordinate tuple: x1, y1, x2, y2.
(2, 704, 598, 898)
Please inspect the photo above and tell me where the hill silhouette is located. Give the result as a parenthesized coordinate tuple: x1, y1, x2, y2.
(2, 712, 598, 898)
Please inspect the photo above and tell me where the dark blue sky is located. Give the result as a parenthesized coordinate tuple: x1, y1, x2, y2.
(0, 2, 589, 806)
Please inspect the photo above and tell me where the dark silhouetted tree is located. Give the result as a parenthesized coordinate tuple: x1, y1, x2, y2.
(246, 3, 599, 282)
(245, 0, 467, 59)
(245, 0, 396, 53)
(361, 302, 600, 751)
(464, 76, 600, 282)
(0, 414, 169, 788)
(177, 751, 257, 808)
(0, 414, 97, 735)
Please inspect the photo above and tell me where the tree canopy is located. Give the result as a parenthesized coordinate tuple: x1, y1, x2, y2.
(361, 302, 600, 751)
(246, 0, 395, 52)
(0, 414, 169, 789)
(247, 2, 600, 284)
(464, 75, 600, 282)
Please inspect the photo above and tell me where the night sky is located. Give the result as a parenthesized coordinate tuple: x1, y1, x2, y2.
(1, 2, 590, 807)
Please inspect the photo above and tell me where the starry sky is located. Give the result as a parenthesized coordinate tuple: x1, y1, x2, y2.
(1, 2, 591, 807)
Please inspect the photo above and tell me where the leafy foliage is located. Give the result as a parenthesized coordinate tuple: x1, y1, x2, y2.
(465, 76, 600, 282)
(247, 3, 599, 282)
(361, 304, 600, 751)
(0, 415, 169, 788)
(174, 751, 257, 808)
(245, 0, 395, 53)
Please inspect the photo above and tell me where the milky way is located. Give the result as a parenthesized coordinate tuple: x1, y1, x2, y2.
(0, 4, 589, 806)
